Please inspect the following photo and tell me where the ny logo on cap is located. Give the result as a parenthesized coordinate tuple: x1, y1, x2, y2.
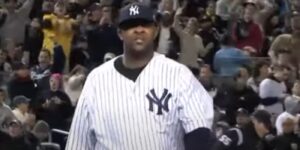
(129, 5, 139, 16)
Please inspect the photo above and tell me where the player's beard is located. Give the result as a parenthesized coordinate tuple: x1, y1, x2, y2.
(124, 41, 154, 60)
(126, 38, 153, 53)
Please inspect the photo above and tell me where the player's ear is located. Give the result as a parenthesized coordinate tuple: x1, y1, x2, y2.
(117, 28, 123, 41)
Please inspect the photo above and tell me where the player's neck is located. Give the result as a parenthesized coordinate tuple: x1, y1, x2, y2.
(123, 49, 154, 69)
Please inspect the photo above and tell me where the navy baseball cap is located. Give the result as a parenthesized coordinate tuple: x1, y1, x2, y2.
(118, 2, 155, 27)
(13, 95, 30, 106)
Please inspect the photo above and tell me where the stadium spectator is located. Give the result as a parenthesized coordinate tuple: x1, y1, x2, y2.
(274, 112, 300, 150)
(253, 110, 276, 150)
(156, 10, 181, 59)
(285, 80, 300, 115)
(213, 33, 251, 77)
(275, 111, 297, 135)
(198, 64, 216, 94)
(43, 1, 76, 60)
(69, 36, 89, 71)
(216, 0, 239, 23)
(36, 73, 73, 129)
(231, 0, 264, 56)
(235, 108, 251, 128)
(198, 14, 221, 66)
(11, 95, 30, 124)
(36, 73, 73, 149)
(269, 11, 300, 71)
(24, 18, 43, 66)
(64, 65, 87, 106)
(31, 49, 52, 95)
(275, 49, 297, 92)
(4, 40, 24, 65)
(7, 119, 40, 150)
(0, 49, 12, 73)
(259, 64, 289, 121)
(0, 129, 13, 150)
(0, 0, 34, 47)
(0, 88, 14, 130)
(174, 6, 206, 72)
(212, 110, 272, 150)
(7, 63, 36, 101)
(85, 2, 122, 69)
(247, 61, 269, 93)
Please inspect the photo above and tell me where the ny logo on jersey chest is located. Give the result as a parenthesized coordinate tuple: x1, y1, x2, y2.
(146, 89, 172, 115)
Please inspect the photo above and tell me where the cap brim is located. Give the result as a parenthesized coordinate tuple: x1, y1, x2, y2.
(118, 19, 155, 29)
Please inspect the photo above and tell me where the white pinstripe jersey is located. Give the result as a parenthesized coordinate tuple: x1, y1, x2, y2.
(66, 53, 214, 150)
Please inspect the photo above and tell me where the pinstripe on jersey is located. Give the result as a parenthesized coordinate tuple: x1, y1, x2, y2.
(66, 53, 214, 150)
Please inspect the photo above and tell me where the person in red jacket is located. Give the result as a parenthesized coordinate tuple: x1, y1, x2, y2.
(232, 0, 264, 56)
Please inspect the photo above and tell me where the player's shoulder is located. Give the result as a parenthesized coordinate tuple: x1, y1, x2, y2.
(154, 53, 195, 76)
(154, 53, 190, 70)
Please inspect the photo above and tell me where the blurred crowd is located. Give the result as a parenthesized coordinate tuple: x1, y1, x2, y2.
(0, 0, 300, 149)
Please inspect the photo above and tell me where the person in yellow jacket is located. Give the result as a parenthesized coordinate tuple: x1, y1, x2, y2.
(42, 1, 76, 60)
(42, 20, 56, 55)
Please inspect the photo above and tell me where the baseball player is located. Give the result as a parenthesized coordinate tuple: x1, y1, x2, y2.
(66, 2, 214, 150)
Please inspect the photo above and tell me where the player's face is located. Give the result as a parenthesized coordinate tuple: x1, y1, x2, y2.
(118, 20, 158, 53)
